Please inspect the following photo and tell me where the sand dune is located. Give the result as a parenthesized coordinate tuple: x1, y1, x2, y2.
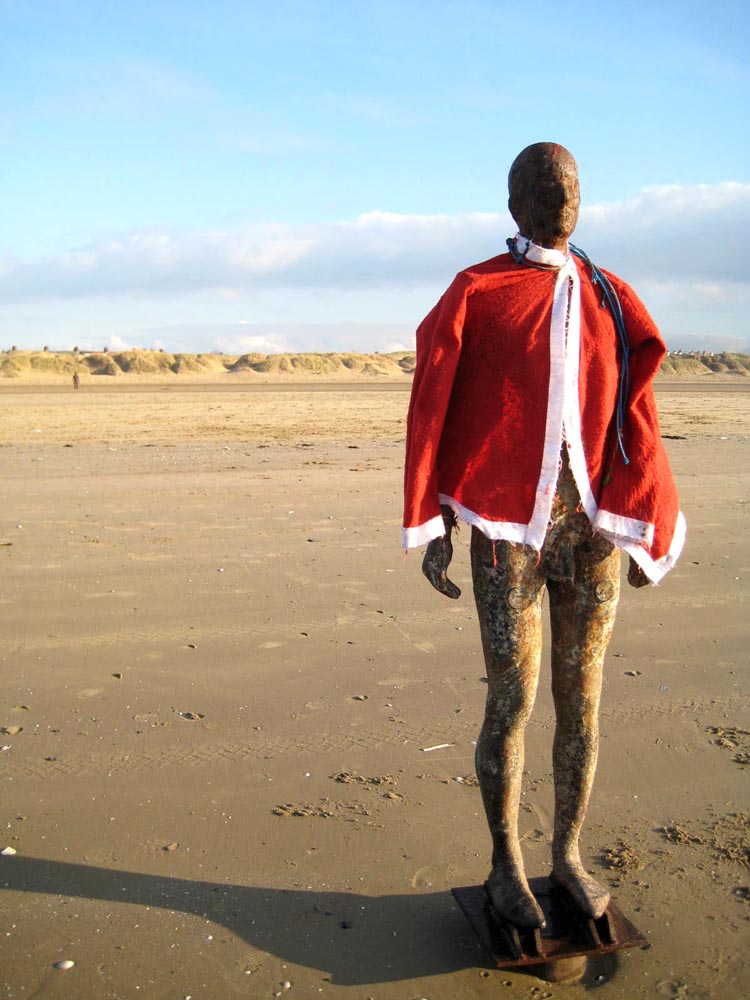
(2, 347, 747, 382)
(0, 349, 418, 381)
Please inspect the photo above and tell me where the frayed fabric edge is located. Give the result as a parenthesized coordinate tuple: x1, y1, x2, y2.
(594, 509, 655, 548)
(402, 497, 529, 551)
(402, 503, 686, 584)
(597, 510, 686, 585)
(401, 514, 445, 550)
(439, 495, 529, 545)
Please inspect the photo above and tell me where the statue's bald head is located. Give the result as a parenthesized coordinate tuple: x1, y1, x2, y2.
(508, 142, 580, 250)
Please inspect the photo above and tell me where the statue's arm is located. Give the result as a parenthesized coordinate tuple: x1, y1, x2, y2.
(627, 556, 650, 588)
(421, 505, 461, 599)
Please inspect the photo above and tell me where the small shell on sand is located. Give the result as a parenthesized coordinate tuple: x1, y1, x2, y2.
(53, 960, 75, 970)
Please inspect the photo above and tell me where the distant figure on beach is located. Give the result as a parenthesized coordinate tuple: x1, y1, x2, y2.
(72, 372, 80, 390)
(403, 143, 685, 928)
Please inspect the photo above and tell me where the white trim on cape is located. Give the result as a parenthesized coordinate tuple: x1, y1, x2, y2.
(439, 495, 528, 543)
(401, 514, 445, 550)
(594, 509, 654, 548)
(599, 510, 686, 585)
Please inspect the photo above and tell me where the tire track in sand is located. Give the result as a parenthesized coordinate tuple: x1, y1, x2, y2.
(4, 695, 748, 781)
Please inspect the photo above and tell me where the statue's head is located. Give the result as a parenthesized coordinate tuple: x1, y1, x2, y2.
(508, 142, 580, 250)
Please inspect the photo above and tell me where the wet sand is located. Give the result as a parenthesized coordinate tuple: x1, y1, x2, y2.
(0, 379, 748, 999)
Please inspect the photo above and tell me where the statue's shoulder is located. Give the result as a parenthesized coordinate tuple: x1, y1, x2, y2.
(574, 258, 662, 345)
(576, 258, 642, 305)
(461, 252, 516, 281)
(597, 266, 655, 324)
(450, 253, 517, 298)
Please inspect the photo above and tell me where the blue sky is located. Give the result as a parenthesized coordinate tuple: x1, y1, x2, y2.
(2, 0, 748, 354)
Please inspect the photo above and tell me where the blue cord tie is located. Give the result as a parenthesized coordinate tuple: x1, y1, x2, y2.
(569, 244, 630, 466)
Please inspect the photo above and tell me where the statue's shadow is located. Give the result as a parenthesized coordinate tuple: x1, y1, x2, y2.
(1, 856, 482, 986)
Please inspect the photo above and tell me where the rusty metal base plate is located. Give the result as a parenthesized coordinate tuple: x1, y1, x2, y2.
(451, 877, 648, 970)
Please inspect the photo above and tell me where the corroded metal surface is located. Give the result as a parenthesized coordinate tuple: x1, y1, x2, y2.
(422, 505, 462, 599)
(471, 451, 621, 927)
(451, 878, 648, 972)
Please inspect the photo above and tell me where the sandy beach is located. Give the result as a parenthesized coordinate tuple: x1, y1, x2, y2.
(1, 377, 748, 999)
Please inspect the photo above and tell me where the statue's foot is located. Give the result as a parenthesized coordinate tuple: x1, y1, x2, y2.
(550, 862, 610, 919)
(486, 869, 545, 928)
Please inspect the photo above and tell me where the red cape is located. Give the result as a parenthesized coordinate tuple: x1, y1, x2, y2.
(402, 245, 685, 583)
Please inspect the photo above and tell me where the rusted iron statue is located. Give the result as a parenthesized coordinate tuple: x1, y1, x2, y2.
(403, 143, 684, 929)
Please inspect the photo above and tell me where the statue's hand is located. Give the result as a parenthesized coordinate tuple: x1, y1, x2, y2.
(627, 556, 650, 589)
(422, 535, 461, 599)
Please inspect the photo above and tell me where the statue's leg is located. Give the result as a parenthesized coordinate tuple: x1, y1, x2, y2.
(547, 536, 621, 918)
(471, 529, 546, 928)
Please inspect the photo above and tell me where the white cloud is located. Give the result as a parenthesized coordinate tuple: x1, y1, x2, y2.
(574, 182, 749, 285)
(216, 331, 290, 355)
(136, 321, 417, 357)
(1, 184, 747, 352)
(3, 184, 747, 304)
(108, 334, 133, 351)
(226, 229, 316, 273)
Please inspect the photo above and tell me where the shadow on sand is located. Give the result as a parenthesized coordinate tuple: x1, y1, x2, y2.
(1, 855, 486, 986)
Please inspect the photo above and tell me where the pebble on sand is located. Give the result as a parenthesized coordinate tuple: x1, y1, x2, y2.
(53, 960, 75, 970)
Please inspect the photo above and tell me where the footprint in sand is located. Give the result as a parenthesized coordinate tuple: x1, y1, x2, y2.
(526, 800, 553, 837)
(410, 866, 434, 889)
